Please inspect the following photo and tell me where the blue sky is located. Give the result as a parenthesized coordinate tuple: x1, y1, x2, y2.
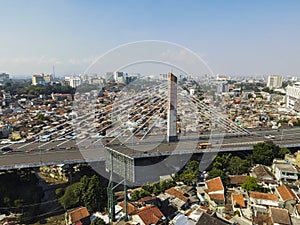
(0, 0, 299, 77)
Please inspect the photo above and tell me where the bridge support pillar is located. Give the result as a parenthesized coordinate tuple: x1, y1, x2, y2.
(167, 72, 178, 142)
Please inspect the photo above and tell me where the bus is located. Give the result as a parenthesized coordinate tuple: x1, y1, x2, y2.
(199, 142, 212, 149)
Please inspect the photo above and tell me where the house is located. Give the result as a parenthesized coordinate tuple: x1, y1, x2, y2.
(276, 185, 298, 202)
(118, 201, 138, 215)
(276, 185, 299, 214)
(270, 207, 291, 225)
(231, 193, 246, 210)
(165, 187, 189, 210)
(251, 165, 277, 188)
(197, 212, 232, 225)
(204, 177, 225, 210)
(65, 207, 90, 225)
(228, 175, 248, 187)
(272, 161, 298, 183)
(132, 205, 165, 225)
(171, 209, 230, 225)
(137, 196, 159, 207)
(249, 191, 280, 208)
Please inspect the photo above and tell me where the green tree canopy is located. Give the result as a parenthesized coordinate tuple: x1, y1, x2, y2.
(59, 175, 107, 212)
(227, 156, 249, 175)
(241, 177, 260, 192)
(175, 160, 200, 185)
(252, 141, 280, 165)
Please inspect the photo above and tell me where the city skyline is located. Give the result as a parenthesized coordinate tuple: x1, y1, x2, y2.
(0, 0, 300, 76)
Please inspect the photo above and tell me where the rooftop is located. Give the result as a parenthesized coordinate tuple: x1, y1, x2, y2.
(165, 187, 188, 202)
(270, 207, 291, 225)
(274, 163, 298, 174)
(205, 177, 224, 193)
(135, 205, 164, 225)
(250, 191, 279, 201)
(67, 207, 90, 223)
(232, 193, 245, 208)
(229, 175, 247, 185)
(276, 185, 298, 202)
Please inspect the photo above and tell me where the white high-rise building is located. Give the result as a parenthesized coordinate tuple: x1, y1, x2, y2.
(267, 75, 283, 89)
(286, 82, 300, 112)
(65, 76, 81, 88)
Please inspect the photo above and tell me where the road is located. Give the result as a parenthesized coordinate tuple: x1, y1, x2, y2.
(0, 127, 299, 170)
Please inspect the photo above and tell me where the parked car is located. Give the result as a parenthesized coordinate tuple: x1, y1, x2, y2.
(1, 146, 13, 152)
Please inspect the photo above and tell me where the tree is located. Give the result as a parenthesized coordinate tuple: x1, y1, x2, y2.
(213, 154, 232, 170)
(207, 168, 223, 179)
(175, 160, 200, 185)
(91, 217, 107, 225)
(227, 156, 249, 175)
(59, 175, 107, 211)
(252, 142, 280, 165)
(241, 177, 260, 191)
(59, 183, 81, 210)
(278, 148, 291, 159)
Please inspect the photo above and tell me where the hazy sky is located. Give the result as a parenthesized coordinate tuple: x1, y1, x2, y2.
(0, 0, 299, 77)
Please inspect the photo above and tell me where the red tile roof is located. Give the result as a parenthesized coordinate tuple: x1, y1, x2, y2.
(232, 193, 246, 208)
(276, 185, 297, 202)
(205, 177, 224, 193)
(68, 207, 90, 223)
(209, 193, 225, 201)
(165, 187, 188, 202)
(136, 206, 164, 225)
(118, 201, 138, 215)
(250, 191, 279, 201)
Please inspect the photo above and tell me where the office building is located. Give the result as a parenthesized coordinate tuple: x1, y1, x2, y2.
(267, 75, 283, 89)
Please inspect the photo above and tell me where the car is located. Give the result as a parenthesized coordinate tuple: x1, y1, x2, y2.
(1, 147, 13, 152)
(264, 135, 275, 139)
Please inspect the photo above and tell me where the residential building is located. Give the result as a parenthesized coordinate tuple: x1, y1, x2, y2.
(267, 75, 283, 89)
(276, 185, 299, 214)
(249, 191, 280, 208)
(286, 82, 300, 112)
(275, 185, 298, 202)
(132, 205, 165, 225)
(231, 193, 246, 210)
(272, 161, 298, 182)
(171, 208, 230, 225)
(65, 76, 81, 88)
(32, 73, 53, 85)
(251, 164, 277, 188)
(270, 207, 291, 225)
(114, 71, 127, 83)
(204, 177, 225, 210)
(165, 187, 189, 210)
(65, 206, 90, 225)
(118, 201, 138, 215)
(229, 175, 247, 187)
